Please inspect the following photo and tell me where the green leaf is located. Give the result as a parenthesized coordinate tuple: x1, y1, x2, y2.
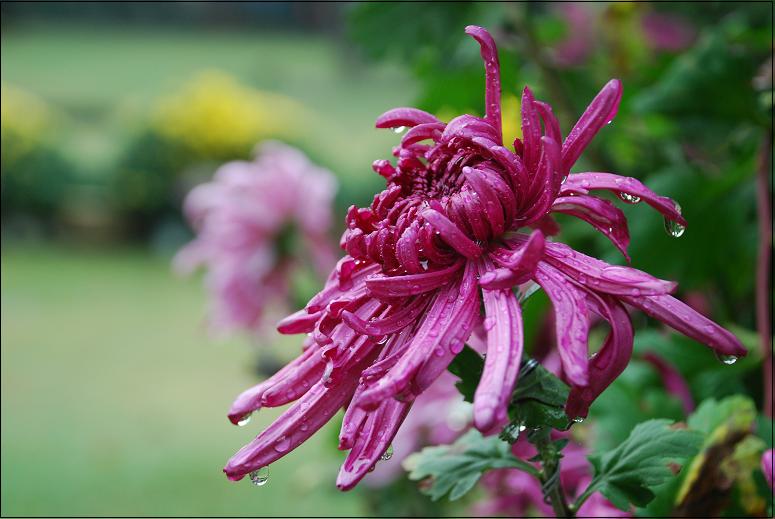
(580, 419, 703, 512)
(405, 429, 539, 501)
(447, 345, 484, 403)
(506, 359, 570, 434)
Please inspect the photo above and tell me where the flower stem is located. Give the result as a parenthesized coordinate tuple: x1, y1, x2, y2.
(534, 433, 574, 518)
(755, 129, 772, 418)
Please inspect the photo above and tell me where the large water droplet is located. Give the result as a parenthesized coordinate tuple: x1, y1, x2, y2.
(715, 352, 739, 365)
(274, 436, 291, 452)
(618, 192, 641, 204)
(381, 444, 394, 461)
(237, 413, 252, 427)
(393, 126, 406, 134)
(249, 466, 270, 486)
(664, 218, 685, 238)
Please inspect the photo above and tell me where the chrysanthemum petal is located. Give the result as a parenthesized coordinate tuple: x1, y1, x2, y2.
(561, 172, 687, 226)
(620, 293, 746, 357)
(540, 241, 676, 296)
(276, 309, 322, 334)
(642, 352, 694, 413)
(341, 295, 431, 336)
(375, 107, 440, 129)
(561, 79, 622, 172)
(474, 263, 524, 432)
(365, 258, 464, 298)
(534, 264, 590, 386)
(466, 25, 502, 143)
(551, 194, 631, 260)
(565, 293, 633, 419)
(421, 209, 483, 259)
(336, 398, 411, 490)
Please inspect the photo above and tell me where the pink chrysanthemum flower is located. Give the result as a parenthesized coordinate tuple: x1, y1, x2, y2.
(175, 141, 336, 334)
(224, 26, 745, 488)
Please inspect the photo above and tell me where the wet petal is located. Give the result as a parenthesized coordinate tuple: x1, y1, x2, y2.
(620, 294, 746, 357)
(534, 264, 590, 386)
(562, 79, 622, 172)
(560, 172, 686, 226)
(421, 209, 483, 259)
(551, 194, 631, 260)
(466, 25, 502, 143)
(474, 261, 524, 432)
(365, 258, 464, 298)
(375, 107, 440, 129)
(566, 293, 633, 420)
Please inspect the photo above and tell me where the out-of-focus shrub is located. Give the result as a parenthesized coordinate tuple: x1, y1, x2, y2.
(114, 71, 309, 237)
(1, 83, 75, 230)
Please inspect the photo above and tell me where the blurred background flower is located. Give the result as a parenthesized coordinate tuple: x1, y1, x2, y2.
(1, 2, 771, 517)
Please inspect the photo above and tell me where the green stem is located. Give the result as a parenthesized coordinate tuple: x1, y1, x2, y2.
(534, 433, 574, 518)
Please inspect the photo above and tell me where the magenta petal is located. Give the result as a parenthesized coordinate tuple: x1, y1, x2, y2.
(223, 356, 372, 481)
(560, 172, 687, 226)
(401, 122, 445, 146)
(552, 194, 631, 260)
(521, 87, 542, 173)
(642, 352, 695, 413)
(542, 241, 676, 296)
(336, 398, 411, 490)
(365, 258, 464, 298)
(227, 343, 319, 425)
(465, 25, 502, 143)
(412, 262, 480, 392)
(474, 263, 524, 432)
(421, 209, 483, 259)
(463, 167, 506, 236)
(341, 295, 431, 336)
(565, 293, 633, 419)
(620, 294, 747, 357)
(481, 230, 545, 289)
(375, 107, 440, 129)
(534, 264, 590, 386)
(260, 345, 327, 407)
(561, 79, 622, 172)
(276, 309, 322, 334)
(762, 449, 774, 491)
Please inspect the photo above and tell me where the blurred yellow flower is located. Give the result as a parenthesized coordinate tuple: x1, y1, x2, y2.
(500, 94, 522, 147)
(1, 83, 55, 164)
(153, 71, 307, 159)
(435, 94, 522, 148)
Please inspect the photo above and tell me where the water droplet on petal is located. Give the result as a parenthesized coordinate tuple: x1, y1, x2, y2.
(715, 352, 738, 365)
(420, 260, 429, 271)
(518, 424, 527, 432)
(393, 126, 406, 134)
(237, 413, 252, 427)
(618, 192, 641, 204)
(249, 466, 270, 486)
(274, 436, 291, 452)
(572, 416, 585, 424)
(483, 317, 496, 331)
(664, 218, 685, 238)
(381, 444, 394, 461)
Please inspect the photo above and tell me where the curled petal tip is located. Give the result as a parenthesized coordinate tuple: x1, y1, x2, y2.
(473, 405, 496, 433)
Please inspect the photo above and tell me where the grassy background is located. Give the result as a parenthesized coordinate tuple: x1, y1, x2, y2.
(0, 245, 369, 516)
(0, 23, 416, 516)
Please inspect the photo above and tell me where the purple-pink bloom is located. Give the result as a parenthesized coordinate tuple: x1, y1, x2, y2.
(474, 435, 630, 517)
(223, 26, 745, 488)
(763, 449, 774, 492)
(175, 141, 336, 334)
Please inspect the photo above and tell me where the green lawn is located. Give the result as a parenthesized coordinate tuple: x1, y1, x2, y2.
(1, 24, 417, 205)
(0, 246, 367, 516)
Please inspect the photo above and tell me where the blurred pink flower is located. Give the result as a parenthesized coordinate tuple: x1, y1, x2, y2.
(641, 12, 695, 52)
(763, 449, 774, 492)
(223, 26, 744, 489)
(174, 141, 337, 334)
(642, 351, 695, 414)
(553, 3, 597, 68)
(475, 435, 630, 517)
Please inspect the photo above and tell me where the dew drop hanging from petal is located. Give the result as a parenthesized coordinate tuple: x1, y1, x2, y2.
(237, 413, 252, 427)
(380, 444, 394, 461)
(715, 352, 739, 365)
(249, 466, 270, 486)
